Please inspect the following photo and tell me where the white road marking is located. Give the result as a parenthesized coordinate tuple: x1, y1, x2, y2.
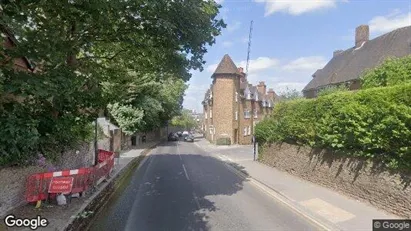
(182, 164, 190, 180)
(179, 154, 182, 160)
(222, 162, 334, 231)
(192, 192, 201, 209)
(300, 198, 355, 223)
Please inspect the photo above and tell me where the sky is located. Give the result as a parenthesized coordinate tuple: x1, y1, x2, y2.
(183, 0, 411, 113)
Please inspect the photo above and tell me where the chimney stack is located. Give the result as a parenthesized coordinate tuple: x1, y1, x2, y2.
(267, 88, 276, 101)
(257, 81, 266, 95)
(355, 25, 369, 48)
(238, 67, 246, 82)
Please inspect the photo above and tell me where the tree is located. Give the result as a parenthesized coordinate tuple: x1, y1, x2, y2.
(278, 87, 303, 101)
(360, 55, 411, 89)
(171, 109, 197, 130)
(0, 0, 225, 166)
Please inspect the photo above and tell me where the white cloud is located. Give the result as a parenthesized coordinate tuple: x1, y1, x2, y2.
(227, 21, 242, 32)
(206, 56, 279, 74)
(237, 57, 280, 74)
(222, 41, 234, 47)
(241, 36, 249, 43)
(215, 0, 224, 4)
(369, 10, 411, 34)
(206, 63, 219, 73)
(282, 56, 327, 72)
(190, 55, 325, 108)
(254, 0, 341, 16)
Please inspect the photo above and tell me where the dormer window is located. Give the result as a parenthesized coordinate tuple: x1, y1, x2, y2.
(209, 91, 213, 99)
(255, 93, 259, 101)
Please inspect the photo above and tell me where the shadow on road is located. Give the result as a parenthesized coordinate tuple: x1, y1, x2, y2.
(88, 143, 249, 231)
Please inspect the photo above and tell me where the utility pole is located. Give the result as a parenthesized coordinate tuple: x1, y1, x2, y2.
(245, 20, 253, 77)
(245, 20, 257, 160)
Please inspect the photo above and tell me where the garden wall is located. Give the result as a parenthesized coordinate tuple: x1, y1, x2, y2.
(259, 143, 411, 218)
(0, 138, 110, 217)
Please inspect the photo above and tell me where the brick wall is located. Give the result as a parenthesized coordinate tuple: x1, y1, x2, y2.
(0, 138, 110, 217)
(260, 143, 411, 219)
(239, 100, 253, 145)
(213, 76, 235, 144)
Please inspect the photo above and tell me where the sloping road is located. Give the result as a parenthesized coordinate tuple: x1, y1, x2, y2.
(88, 140, 321, 231)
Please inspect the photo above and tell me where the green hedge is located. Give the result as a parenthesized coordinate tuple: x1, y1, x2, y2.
(255, 83, 411, 170)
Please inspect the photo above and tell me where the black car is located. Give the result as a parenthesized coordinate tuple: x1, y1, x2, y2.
(168, 133, 179, 141)
(184, 134, 195, 142)
(176, 131, 183, 137)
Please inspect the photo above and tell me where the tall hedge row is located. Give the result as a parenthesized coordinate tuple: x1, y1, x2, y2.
(255, 83, 411, 170)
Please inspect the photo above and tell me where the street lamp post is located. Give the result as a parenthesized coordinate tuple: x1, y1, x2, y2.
(94, 117, 99, 165)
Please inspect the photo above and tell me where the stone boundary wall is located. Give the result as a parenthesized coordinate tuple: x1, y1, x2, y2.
(259, 142, 411, 218)
(0, 138, 110, 217)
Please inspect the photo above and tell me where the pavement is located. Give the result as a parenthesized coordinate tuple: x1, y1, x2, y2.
(193, 137, 401, 231)
(87, 140, 322, 231)
(2, 141, 160, 231)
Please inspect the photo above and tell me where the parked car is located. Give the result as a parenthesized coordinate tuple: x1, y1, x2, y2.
(176, 131, 183, 137)
(182, 131, 189, 136)
(184, 134, 195, 142)
(168, 133, 179, 141)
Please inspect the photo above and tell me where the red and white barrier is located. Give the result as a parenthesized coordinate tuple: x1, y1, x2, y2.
(25, 150, 115, 203)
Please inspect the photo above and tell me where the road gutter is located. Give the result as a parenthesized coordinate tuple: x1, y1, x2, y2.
(63, 142, 160, 231)
(222, 161, 343, 231)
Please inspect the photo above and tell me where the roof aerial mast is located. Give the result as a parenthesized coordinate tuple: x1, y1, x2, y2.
(245, 20, 253, 77)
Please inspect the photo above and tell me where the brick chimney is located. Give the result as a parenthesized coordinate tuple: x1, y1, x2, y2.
(267, 88, 276, 101)
(238, 67, 246, 82)
(355, 25, 369, 48)
(257, 81, 266, 95)
(333, 50, 344, 57)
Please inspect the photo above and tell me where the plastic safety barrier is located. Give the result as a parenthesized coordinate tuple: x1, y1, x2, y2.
(25, 149, 115, 203)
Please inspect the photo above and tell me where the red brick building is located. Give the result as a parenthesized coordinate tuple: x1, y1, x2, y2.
(202, 54, 278, 145)
(303, 25, 411, 98)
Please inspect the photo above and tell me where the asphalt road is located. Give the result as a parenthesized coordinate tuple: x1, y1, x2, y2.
(87, 140, 320, 231)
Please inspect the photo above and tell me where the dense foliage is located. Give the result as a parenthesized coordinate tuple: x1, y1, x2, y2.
(360, 55, 411, 89)
(0, 0, 225, 166)
(255, 84, 411, 170)
(170, 109, 198, 130)
(316, 84, 349, 97)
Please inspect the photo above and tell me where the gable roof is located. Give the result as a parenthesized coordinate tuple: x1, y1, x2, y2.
(212, 54, 240, 77)
(303, 25, 411, 91)
(0, 24, 35, 71)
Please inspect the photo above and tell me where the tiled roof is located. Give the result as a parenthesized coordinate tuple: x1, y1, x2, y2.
(212, 54, 240, 77)
(303, 25, 411, 91)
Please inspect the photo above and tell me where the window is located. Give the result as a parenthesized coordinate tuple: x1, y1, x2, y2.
(243, 127, 247, 136)
(210, 109, 212, 118)
(205, 112, 207, 119)
(235, 111, 238, 120)
(246, 93, 251, 100)
(247, 126, 251, 135)
(255, 93, 258, 101)
(254, 109, 258, 118)
(244, 110, 251, 119)
(210, 91, 213, 99)
(235, 92, 238, 102)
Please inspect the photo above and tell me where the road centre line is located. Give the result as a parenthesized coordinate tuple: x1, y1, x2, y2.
(182, 164, 190, 180)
